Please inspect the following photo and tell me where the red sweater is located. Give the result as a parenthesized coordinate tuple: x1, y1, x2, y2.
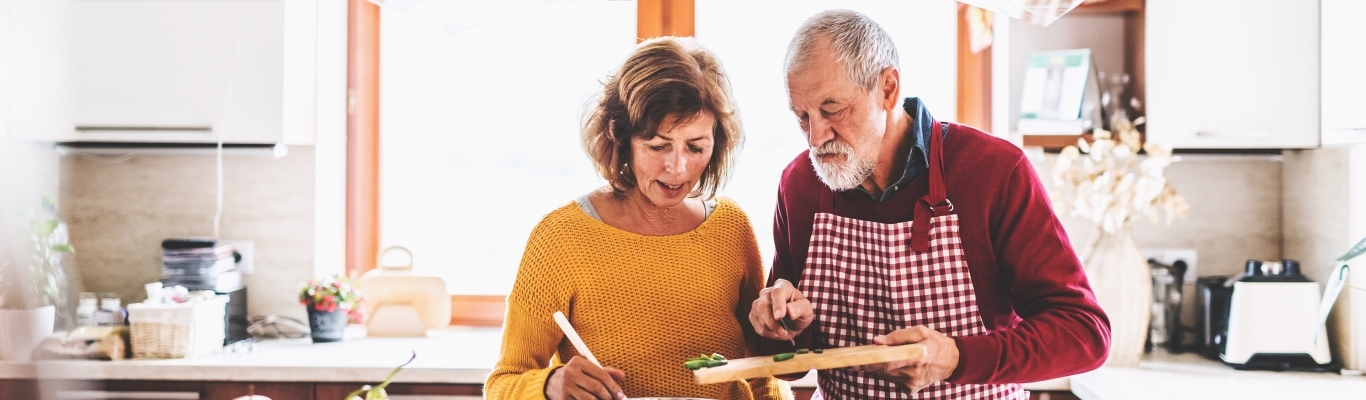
(766, 122, 1110, 384)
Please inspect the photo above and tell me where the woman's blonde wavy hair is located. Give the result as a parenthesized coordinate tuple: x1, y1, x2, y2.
(581, 36, 743, 200)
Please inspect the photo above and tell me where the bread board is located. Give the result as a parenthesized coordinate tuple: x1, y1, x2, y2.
(692, 344, 925, 384)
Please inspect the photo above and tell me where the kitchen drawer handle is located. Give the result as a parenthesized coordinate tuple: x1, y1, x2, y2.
(76, 126, 213, 132)
(1194, 130, 1271, 139)
(54, 390, 199, 399)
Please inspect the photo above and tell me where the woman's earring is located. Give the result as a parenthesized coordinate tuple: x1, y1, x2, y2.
(619, 162, 629, 175)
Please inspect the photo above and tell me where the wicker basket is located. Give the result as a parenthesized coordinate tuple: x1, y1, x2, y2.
(127, 295, 228, 359)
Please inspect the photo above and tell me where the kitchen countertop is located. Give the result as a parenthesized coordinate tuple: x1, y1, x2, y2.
(20, 326, 1346, 398)
(0, 326, 1071, 391)
(0, 325, 1078, 392)
(0, 327, 503, 384)
(1070, 352, 1366, 400)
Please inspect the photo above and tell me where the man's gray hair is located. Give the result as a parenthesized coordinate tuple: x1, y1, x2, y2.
(785, 9, 900, 91)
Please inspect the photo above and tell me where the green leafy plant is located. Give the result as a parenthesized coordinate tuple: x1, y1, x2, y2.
(344, 352, 416, 400)
(1335, 235, 1366, 293)
(0, 197, 74, 311)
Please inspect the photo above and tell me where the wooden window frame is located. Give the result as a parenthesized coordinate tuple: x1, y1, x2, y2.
(956, 4, 993, 133)
(957, 0, 1146, 150)
(637, 0, 694, 42)
(346, 1, 696, 327)
(346, 0, 380, 278)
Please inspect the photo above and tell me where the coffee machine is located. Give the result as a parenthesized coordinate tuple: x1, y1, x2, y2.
(1202, 260, 1337, 371)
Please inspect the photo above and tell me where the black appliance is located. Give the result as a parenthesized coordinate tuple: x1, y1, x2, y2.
(1194, 275, 1234, 360)
(218, 286, 250, 346)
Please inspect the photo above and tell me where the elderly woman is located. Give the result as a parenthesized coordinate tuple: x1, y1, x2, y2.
(485, 37, 786, 400)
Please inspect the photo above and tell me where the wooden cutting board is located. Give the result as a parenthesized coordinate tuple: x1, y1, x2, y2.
(692, 344, 925, 384)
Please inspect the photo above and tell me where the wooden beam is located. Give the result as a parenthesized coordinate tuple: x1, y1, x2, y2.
(1070, 0, 1144, 15)
(956, 5, 993, 132)
(1023, 133, 1093, 151)
(1124, 3, 1146, 114)
(637, 0, 694, 42)
(450, 295, 508, 327)
(347, 0, 380, 276)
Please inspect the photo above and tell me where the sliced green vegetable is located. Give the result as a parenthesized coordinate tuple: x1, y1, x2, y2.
(795, 348, 809, 354)
(711, 353, 726, 360)
(685, 359, 707, 370)
(773, 352, 795, 362)
(813, 348, 824, 354)
(706, 359, 728, 368)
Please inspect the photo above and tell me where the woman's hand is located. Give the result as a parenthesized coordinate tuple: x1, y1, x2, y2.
(545, 356, 627, 400)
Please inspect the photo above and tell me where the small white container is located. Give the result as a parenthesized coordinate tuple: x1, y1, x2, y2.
(75, 293, 98, 327)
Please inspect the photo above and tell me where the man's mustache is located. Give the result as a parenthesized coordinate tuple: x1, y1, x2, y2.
(812, 140, 852, 156)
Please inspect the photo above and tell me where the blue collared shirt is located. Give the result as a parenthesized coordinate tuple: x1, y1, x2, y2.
(853, 97, 944, 203)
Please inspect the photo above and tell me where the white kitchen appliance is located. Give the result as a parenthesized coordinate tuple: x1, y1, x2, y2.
(359, 247, 450, 337)
(1222, 260, 1337, 371)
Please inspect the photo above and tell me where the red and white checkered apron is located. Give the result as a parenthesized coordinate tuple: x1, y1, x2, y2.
(800, 122, 1025, 400)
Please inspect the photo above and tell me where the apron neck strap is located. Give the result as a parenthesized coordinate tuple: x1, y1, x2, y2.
(911, 120, 950, 253)
(819, 180, 834, 214)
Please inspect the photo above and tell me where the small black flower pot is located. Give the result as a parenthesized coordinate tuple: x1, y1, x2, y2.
(306, 307, 348, 343)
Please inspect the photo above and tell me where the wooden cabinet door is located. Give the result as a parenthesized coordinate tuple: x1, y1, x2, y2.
(1145, 0, 1320, 149)
(1321, 0, 1366, 145)
(0, 380, 41, 399)
(315, 383, 483, 400)
(203, 382, 314, 400)
(25, 380, 312, 400)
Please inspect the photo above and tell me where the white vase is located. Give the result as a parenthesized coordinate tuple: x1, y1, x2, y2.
(0, 305, 56, 360)
(1081, 225, 1152, 367)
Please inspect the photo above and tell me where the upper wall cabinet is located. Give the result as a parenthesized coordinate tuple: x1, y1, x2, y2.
(5, 0, 316, 145)
(1322, 0, 1366, 145)
(1145, 0, 1320, 149)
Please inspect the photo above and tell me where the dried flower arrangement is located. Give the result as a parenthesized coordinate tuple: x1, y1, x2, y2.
(1045, 118, 1190, 233)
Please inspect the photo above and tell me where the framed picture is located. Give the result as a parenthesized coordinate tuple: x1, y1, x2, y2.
(1018, 49, 1097, 134)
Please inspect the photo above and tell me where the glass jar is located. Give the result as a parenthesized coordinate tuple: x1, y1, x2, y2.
(75, 292, 98, 327)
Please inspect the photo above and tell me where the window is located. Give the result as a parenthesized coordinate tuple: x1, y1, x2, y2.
(379, 1, 635, 294)
(378, 1, 955, 295)
(694, 0, 958, 266)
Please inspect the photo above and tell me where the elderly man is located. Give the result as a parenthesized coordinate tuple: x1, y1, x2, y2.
(749, 9, 1111, 399)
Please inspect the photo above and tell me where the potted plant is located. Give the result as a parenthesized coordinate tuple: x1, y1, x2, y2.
(344, 351, 415, 400)
(0, 198, 75, 360)
(299, 275, 363, 343)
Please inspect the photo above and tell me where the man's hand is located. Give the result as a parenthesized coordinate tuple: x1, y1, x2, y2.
(749, 279, 814, 341)
(860, 326, 959, 394)
(545, 356, 627, 400)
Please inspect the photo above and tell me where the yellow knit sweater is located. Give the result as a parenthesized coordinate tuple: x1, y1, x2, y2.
(485, 198, 789, 400)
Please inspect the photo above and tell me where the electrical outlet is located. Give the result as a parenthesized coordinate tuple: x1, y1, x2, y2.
(222, 240, 254, 275)
(1142, 248, 1198, 283)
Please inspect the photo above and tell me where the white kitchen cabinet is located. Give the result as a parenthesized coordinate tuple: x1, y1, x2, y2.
(1145, 0, 1320, 149)
(4, 0, 316, 145)
(1321, 0, 1366, 146)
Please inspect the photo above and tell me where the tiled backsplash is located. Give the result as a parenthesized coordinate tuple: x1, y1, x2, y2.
(60, 148, 315, 321)
(1031, 154, 1284, 276)
(1030, 153, 1285, 347)
(1282, 146, 1366, 371)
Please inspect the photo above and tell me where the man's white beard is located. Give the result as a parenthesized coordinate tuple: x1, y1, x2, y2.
(809, 139, 875, 191)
